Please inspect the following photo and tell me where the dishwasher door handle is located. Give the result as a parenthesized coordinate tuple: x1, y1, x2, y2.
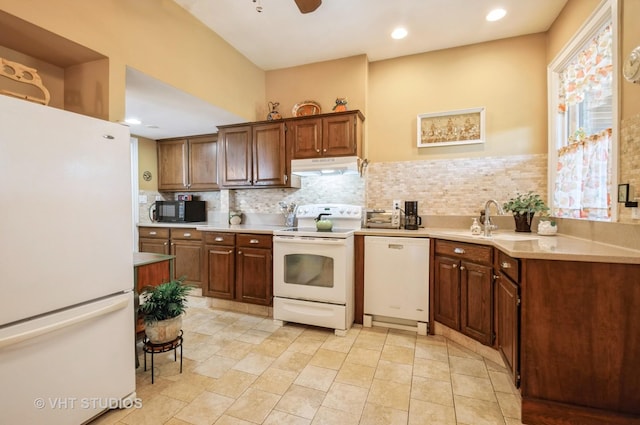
(388, 244, 404, 249)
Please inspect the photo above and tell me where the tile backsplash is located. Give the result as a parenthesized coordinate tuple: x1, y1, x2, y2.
(366, 154, 548, 215)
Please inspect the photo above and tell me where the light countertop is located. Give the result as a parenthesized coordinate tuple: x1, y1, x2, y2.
(355, 228, 640, 265)
(136, 223, 640, 265)
(133, 252, 175, 267)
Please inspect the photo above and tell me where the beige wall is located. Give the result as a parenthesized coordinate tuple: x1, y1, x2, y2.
(0, 0, 266, 123)
(265, 55, 368, 121)
(137, 137, 158, 192)
(367, 34, 548, 162)
(621, 0, 640, 119)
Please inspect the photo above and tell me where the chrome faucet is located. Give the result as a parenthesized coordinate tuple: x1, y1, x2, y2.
(484, 199, 504, 237)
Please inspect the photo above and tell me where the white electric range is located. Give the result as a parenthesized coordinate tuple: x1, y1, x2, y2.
(272, 204, 362, 336)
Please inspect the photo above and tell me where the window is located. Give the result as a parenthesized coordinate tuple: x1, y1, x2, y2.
(548, 0, 618, 221)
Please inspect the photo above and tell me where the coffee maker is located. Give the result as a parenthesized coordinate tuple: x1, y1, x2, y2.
(404, 201, 422, 230)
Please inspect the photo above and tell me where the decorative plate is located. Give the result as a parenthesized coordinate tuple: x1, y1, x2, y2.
(292, 100, 321, 117)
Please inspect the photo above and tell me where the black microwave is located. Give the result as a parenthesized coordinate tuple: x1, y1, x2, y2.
(155, 201, 206, 223)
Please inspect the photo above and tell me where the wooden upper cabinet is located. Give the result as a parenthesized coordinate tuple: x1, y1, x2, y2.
(252, 122, 287, 186)
(157, 139, 188, 191)
(188, 135, 219, 190)
(323, 112, 361, 157)
(157, 134, 218, 191)
(218, 125, 252, 187)
(288, 117, 322, 159)
(289, 110, 364, 159)
(218, 122, 289, 188)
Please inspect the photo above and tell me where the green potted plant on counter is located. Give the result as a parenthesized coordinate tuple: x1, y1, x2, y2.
(502, 191, 549, 232)
(138, 278, 192, 343)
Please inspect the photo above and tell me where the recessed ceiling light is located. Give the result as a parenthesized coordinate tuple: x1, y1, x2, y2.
(486, 8, 507, 22)
(391, 27, 408, 40)
(124, 118, 142, 125)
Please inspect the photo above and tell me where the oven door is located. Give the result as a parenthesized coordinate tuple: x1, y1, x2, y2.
(273, 235, 353, 304)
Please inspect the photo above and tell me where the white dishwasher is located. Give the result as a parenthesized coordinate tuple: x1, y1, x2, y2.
(363, 236, 429, 335)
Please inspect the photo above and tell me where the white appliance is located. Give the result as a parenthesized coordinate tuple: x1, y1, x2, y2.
(363, 236, 430, 335)
(290, 156, 362, 176)
(273, 204, 362, 336)
(0, 95, 136, 424)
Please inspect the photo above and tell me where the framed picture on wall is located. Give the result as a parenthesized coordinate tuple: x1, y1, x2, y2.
(417, 107, 485, 148)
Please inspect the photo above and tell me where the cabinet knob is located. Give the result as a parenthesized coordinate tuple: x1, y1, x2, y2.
(460, 266, 465, 270)
(493, 274, 500, 280)
(454, 247, 465, 254)
(501, 262, 511, 269)
(316, 149, 320, 153)
(249, 239, 260, 244)
(452, 263, 458, 269)
(238, 250, 242, 254)
(323, 148, 327, 152)
(163, 242, 168, 246)
(228, 249, 233, 254)
(215, 237, 224, 242)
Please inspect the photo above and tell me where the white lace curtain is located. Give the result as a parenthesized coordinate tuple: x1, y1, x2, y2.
(554, 128, 611, 220)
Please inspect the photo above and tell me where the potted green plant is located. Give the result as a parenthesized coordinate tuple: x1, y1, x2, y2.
(502, 191, 549, 232)
(138, 278, 192, 343)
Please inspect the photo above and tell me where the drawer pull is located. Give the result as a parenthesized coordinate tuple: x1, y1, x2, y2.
(215, 237, 224, 242)
(183, 232, 191, 237)
(501, 262, 511, 269)
(249, 239, 260, 244)
(454, 247, 465, 254)
(388, 244, 404, 249)
(149, 231, 157, 236)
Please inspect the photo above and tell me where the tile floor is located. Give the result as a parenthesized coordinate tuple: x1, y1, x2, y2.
(92, 295, 524, 425)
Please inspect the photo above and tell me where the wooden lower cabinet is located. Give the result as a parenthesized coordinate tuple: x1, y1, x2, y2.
(432, 239, 493, 345)
(204, 232, 272, 306)
(170, 228, 204, 287)
(235, 234, 272, 305)
(520, 259, 640, 425)
(495, 269, 520, 387)
(204, 232, 236, 299)
(139, 227, 170, 255)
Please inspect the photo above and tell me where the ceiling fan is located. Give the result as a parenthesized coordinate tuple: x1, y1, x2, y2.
(294, 0, 322, 14)
(253, 0, 321, 14)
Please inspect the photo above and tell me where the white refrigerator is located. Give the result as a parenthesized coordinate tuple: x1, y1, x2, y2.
(0, 95, 136, 424)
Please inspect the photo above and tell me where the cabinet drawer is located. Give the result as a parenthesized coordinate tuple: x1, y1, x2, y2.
(170, 228, 202, 240)
(237, 233, 272, 249)
(204, 232, 236, 246)
(497, 250, 520, 283)
(435, 239, 492, 264)
(139, 227, 170, 239)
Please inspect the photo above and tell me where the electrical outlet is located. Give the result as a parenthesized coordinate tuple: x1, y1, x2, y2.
(392, 200, 402, 210)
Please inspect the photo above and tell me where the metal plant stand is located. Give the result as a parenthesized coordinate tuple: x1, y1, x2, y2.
(142, 331, 183, 384)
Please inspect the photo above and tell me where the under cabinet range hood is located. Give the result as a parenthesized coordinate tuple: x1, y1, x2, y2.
(291, 156, 367, 176)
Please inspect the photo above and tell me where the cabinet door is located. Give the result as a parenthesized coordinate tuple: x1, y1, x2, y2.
(188, 135, 219, 190)
(139, 238, 170, 255)
(496, 272, 520, 387)
(171, 240, 204, 287)
(433, 256, 460, 330)
(460, 261, 493, 345)
(289, 117, 322, 159)
(323, 113, 358, 157)
(157, 139, 188, 190)
(236, 247, 272, 305)
(252, 122, 286, 186)
(205, 245, 235, 299)
(218, 125, 252, 187)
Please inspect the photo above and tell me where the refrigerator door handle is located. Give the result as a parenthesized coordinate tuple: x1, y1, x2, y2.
(0, 296, 129, 349)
